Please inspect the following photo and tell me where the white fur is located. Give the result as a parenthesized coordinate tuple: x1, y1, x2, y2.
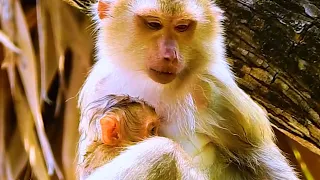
(130, 0, 159, 13)
(85, 137, 208, 180)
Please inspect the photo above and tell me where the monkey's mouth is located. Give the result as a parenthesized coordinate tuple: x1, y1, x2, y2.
(151, 68, 175, 75)
(148, 68, 177, 84)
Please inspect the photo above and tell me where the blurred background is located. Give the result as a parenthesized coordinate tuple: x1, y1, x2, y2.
(0, 0, 319, 180)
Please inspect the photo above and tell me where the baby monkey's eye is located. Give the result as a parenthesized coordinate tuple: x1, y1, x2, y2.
(148, 122, 158, 136)
(150, 126, 157, 135)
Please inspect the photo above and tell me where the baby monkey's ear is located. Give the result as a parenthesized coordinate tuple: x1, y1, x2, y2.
(99, 114, 120, 146)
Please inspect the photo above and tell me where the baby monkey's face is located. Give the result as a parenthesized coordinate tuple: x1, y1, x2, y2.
(116, 104, 161, 144)
(98, 95, 161, 146)
(137, 107, 160, 138)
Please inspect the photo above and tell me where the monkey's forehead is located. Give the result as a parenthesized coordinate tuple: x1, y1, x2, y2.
(128, 0, 212, 20)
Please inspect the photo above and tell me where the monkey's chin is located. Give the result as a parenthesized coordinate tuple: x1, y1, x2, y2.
(148, 69, 177, 84)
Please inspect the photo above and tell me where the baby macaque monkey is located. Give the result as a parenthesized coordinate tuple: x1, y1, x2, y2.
(80, 95, 160, 176)
(98, 95, 160, 146)
(79, 95, 207, 180)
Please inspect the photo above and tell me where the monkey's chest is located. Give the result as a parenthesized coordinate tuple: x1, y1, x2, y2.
(157, 104, 215, 170)
(162, 121, 215, 170)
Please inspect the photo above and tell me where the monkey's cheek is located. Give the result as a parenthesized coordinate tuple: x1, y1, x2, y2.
(147, 69, 177, 84)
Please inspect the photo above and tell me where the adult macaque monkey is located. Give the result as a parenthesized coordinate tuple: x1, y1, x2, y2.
(78, 0, 299, 179)
(78, 95, 207, 180)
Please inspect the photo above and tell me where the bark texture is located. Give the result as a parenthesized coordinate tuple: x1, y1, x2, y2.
(217, 0, 320, 155)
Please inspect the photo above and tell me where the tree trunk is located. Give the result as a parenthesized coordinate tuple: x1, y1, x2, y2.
(217, 0, 320, 155)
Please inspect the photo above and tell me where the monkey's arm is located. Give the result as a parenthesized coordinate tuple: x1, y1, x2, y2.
(86, 137, 207, 180)
(198, 73, 299, 180)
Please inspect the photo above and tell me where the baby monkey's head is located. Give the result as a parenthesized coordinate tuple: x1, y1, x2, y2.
(97, 95, 160, 147)
(81, 95, 161, 178)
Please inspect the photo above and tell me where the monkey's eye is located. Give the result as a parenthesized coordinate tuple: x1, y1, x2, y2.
(175, 24, 190, 32)
(146, 21, 163, 30)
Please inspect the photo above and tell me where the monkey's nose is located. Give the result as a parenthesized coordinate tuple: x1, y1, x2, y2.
(163, 49, 177, 62)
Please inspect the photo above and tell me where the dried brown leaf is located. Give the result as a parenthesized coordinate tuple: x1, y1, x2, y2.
(6, 128, 28, 180)
(290, 144, 315, 180)
(273, 126, 320, 156)
(0, 30, 20, 53)
(36, 0, 57, 104)
(2, 1, 91, 180)
(11, 84, 50, 180)
(13, 0, 63, 177)
(0, 0, 16, 93)
(47, 0, 67, 117)
(1, 52, 16, 94)
(26, 7, 37, 30)
(1, 26, 50, 180)
(61, 0, 94, 11)
(57, 3, 93, 180)
(0, 45, 9, 180)
(5, 157, 14, 180)
(0, 2, 18, 179)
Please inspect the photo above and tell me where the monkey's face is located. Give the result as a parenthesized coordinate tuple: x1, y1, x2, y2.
(97, 0, 223, 84)
(135, 15, 197, 84)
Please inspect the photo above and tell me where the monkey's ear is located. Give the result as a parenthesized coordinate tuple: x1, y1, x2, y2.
(99, 114, 120, 145)
(98, 0, 113, 19)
